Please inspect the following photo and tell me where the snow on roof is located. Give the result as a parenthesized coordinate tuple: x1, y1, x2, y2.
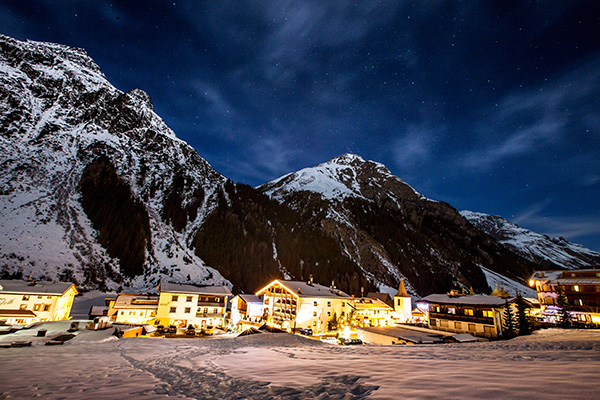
(159, 281, 232, 296)
(352, 297, 394, 311)
(259, 280, 352, 299)
(238, 294, 263, 304)
(450, 333, 479, 343)
(0, 280, 75, 296)
(112, 294, 159, 309)
(419, 294, 511, 307)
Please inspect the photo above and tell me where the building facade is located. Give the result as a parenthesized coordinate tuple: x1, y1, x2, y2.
(256, 279, 353, 333)
(109, 294, 159, 324)
(351, 297, 395, 327)
(394, 277, 412, 322)
(419, 294, 511, 339)
(230, 294, 264, 328)
(530, 269, 600, 324)
(155, 281, 232, 328)
(0, 280, 78, 325)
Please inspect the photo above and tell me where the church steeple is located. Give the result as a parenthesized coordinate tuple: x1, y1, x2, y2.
(396, 276, 409, 298)
(394, 276, 411, 322)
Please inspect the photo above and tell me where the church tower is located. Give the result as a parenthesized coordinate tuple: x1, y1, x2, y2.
(394, 276, 412, 322)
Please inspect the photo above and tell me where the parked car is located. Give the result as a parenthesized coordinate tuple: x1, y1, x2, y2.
(337, 337, 363, 345)
(201, 325, 214, 335)
(185, 325, 196, 335)
(167, 325, 177, 334)
(299, 328, 313, 336)
(156, 325, 166, 334)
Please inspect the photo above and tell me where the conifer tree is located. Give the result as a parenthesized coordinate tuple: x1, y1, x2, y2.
(328, 312, 339, 332)
(502, 299, 517, 338)
(515, 294, 532, 335)
(557, 286, 572, 329)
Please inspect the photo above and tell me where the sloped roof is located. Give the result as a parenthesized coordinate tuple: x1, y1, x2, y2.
(366, 292, 393, 306)
(419, 294, 511, 307)
(0, 280, 76, 296)
(258, 280, 352, 299)
(352, 297, 394, 311)
(113, 294, 159, 309)
(159, 281, 232, 296)
(395, 277, 409, 297)
(239, 294, 263, 304)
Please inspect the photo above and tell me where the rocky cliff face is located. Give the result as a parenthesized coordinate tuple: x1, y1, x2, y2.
(260, 154, 539, 296)
(0, 34, 228, 290)
(461, 210, 600, 270)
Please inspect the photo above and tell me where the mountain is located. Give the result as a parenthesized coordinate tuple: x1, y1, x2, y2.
(460, 211, 600, 270)
(259, 154, 539, 296)
(0, 34, 228, 290)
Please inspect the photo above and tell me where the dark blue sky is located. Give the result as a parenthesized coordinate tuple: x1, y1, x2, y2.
(2, 1, 599, 250)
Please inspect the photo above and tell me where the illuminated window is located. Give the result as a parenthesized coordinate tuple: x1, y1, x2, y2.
(482, 310, 493, 318)
(575, 299, 583, 306)
(19, 304, 27, 310)
(172, 295, 179, 302)
(22, 295, 29, 301)
(447, 307, 456, 314)
(573, 285, 580, 292)
(213, 308, 218, 314)
(313, 312, 317, 317)
(33, 304, 40, 311)
(464, 309, 474, 316)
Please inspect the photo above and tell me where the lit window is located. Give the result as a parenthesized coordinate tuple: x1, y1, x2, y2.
(22, 295, 29, 301)
(313, 312, 317, 317)
(482, 310, 493, 318)
(464, 309, 474, 316)
(573, 285, 580, 292)
(20, 304, 27, 310)
(448, 307, 456, 314)
(33, 304, 40, 311)
(172, 295, 179, 302)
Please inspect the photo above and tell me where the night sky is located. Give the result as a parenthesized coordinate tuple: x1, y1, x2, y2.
(2, 1, 599, 250)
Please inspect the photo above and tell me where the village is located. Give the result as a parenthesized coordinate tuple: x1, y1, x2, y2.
(1, 268, 599, 347)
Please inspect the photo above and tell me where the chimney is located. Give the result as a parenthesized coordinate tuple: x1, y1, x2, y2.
(308, 275, 313, 286)
(361, 286, 364, 298)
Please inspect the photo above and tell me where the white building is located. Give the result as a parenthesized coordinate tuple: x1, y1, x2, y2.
(256, 278, 353, 333)
(0, 280, 78, 325)
(156, 281, 232, 328)
(230, 294, 264, 327)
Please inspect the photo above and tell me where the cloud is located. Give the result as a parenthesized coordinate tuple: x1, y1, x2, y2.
(462, 55, 600, 170)
(393, 124, 441, 170)
(513, 202, 600, 245)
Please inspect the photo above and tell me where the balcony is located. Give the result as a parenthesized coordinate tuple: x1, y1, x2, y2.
(429, 312, 493, 325)
(197, 301, 224, 307)
(195, 313, 223, 318)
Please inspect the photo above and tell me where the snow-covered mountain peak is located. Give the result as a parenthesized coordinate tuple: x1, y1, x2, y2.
(261, 154, 422, 203)
(461, 210, 600, 269)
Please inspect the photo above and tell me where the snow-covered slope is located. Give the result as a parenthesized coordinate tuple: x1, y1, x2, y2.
(461, 211, 600, 270)
(260, 154, 537, 296)
(0, 34, 228, 290)
(262, 153, 425, 202)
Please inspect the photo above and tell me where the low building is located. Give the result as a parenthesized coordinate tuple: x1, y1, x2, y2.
(530, 269, 600, 324)
(256, 278, 353, 333)
(108, 294, 159, 324)
(351, 297, 395, 327)
(419, 293, 512, 339)
(0, 280, 78, 325)
(156, 281, 232, 328)
(230, 294, 264, 328)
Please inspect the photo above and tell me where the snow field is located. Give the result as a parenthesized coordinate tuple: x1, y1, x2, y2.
(0, 329, 598, 399)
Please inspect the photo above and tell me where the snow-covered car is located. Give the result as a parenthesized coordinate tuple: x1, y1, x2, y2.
(337, 337, 362, 345)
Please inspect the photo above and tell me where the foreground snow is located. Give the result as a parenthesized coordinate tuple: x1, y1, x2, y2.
(1, 328, 599, 399)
